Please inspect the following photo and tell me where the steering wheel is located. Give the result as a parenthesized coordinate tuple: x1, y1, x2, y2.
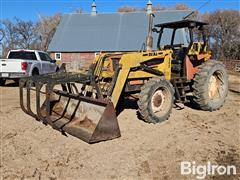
(164, 43, 183, 49)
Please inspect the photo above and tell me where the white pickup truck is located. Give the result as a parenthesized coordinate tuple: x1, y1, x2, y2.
(0, 50, 59, 86)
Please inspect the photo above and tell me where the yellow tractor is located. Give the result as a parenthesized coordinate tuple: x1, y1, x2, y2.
(19, 14, 228, 143)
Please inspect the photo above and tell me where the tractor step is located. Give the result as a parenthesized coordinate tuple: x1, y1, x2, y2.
(171, 77, 190, 104)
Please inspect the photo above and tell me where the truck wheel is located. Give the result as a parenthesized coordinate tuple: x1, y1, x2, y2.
(0, 79, 6, 86)
(32, 69, 39, 76)
(138, 77, 174, 123)
(192, 60, 228, 111)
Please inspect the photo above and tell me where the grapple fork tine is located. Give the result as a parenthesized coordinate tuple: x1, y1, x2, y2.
(19, 78, 39, 120)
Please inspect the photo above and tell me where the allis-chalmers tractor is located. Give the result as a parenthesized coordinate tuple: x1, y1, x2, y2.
(19, 14, 228, 143)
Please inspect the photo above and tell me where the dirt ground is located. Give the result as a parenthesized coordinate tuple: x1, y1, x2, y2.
(0, 73, 240, 180)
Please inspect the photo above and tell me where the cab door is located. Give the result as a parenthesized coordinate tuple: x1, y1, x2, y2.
(38, 52, 56, 74)
(45, 53, 57, 73)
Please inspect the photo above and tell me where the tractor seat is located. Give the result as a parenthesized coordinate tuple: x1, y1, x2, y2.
(171, 47, 188, 72)
(173, 47, 188, 62)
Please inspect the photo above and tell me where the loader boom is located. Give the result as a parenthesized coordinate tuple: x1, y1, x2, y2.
(91, 50, 173, 107)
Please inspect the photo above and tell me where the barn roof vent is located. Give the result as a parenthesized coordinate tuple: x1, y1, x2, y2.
(91, 0, 97, 15)
(147, 0, 153, 14)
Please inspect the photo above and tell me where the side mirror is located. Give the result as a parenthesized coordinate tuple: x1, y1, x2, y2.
(152, 28, 158, 33)
(51, 59, 57, 63)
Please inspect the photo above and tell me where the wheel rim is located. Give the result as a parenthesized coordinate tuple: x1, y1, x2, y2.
(151, 87, 171, 116)
(208, 71, 226, 99)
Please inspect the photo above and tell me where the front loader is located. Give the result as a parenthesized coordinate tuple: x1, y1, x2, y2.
(19, 14, 228, 143)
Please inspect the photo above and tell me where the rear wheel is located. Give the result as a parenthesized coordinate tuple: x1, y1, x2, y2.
(31, 69, 39, 87)
(192, 60, 228, 111)
(138, 77, 174, 123)
(32, 69, 39, 76)
(0, 79, 6, 86)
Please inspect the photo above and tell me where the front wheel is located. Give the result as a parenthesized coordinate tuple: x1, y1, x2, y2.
(0, 79, 6, 86)
(138, 77, 174, 123)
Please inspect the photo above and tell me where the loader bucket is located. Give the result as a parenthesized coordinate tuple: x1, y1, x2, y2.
(19, 72, 121, 143)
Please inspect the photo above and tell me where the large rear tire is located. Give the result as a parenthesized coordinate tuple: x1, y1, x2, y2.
(192, 60, 228, 111)
(0, 79, 6, 86)
(138, 77, 174, 123)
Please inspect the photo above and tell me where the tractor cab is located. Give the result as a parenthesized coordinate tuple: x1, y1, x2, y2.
(153, 20, 211, 77)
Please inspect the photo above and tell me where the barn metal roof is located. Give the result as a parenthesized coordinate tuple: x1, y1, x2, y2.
(48, 11, 191, 52)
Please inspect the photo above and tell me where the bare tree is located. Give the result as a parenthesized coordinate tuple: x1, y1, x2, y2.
(74, 8, 84, 14)
(118, 4, 166, 12)
(36, 13, 61, 51)
(118, 5, 139, 12)
(0, 20, 19, 57)
(203, 10, 240, 59)
(142, 4, 166, 12)
(117, 3, 192, 13)
(0, 13, 61, 56)
(175, 3, 190, 10)
(14, 18, 39, 49)
(0, 18, 39, 56)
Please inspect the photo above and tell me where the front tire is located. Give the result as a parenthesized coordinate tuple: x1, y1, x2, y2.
(0, 79, 6, 86)
(138, 77, 174, 123)
(192, 60, 228, 111)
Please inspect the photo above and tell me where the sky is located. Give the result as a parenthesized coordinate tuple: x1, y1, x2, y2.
(0, 0, 239, 21)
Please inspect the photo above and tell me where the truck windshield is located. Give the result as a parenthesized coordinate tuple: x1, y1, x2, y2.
(8, 51, 37, 60)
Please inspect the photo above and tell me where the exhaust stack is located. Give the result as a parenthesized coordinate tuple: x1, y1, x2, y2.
(146, 13, 155, 51)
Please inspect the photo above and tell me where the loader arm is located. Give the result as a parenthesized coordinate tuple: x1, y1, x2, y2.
(111, 68, 130, 107)
(103, 50, 173, 107)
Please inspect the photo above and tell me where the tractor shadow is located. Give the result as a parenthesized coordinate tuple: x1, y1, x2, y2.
(116, 97, 138, 116)
(184, 95, 202, 110)
(123, 98, 139, 109)
(124, 98, 145, 120)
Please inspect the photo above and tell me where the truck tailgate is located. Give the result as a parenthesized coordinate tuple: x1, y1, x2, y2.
(0, 59, 25, 73)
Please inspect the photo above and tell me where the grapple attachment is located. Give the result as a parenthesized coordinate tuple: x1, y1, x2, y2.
(19, 72, 120, 143)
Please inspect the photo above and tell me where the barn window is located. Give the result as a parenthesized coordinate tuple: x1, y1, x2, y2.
(55, 53, 61, 60)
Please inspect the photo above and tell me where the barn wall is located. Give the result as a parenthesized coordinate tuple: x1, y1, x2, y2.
(50, 52, 240, 72)
(50, 52, 95, 70)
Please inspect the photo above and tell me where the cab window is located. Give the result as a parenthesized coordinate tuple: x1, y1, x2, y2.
(39, 52, 52, 61)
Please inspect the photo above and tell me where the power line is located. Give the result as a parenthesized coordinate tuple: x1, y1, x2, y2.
(183, 0, 212, 19)
(196, 0, 212, 12)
